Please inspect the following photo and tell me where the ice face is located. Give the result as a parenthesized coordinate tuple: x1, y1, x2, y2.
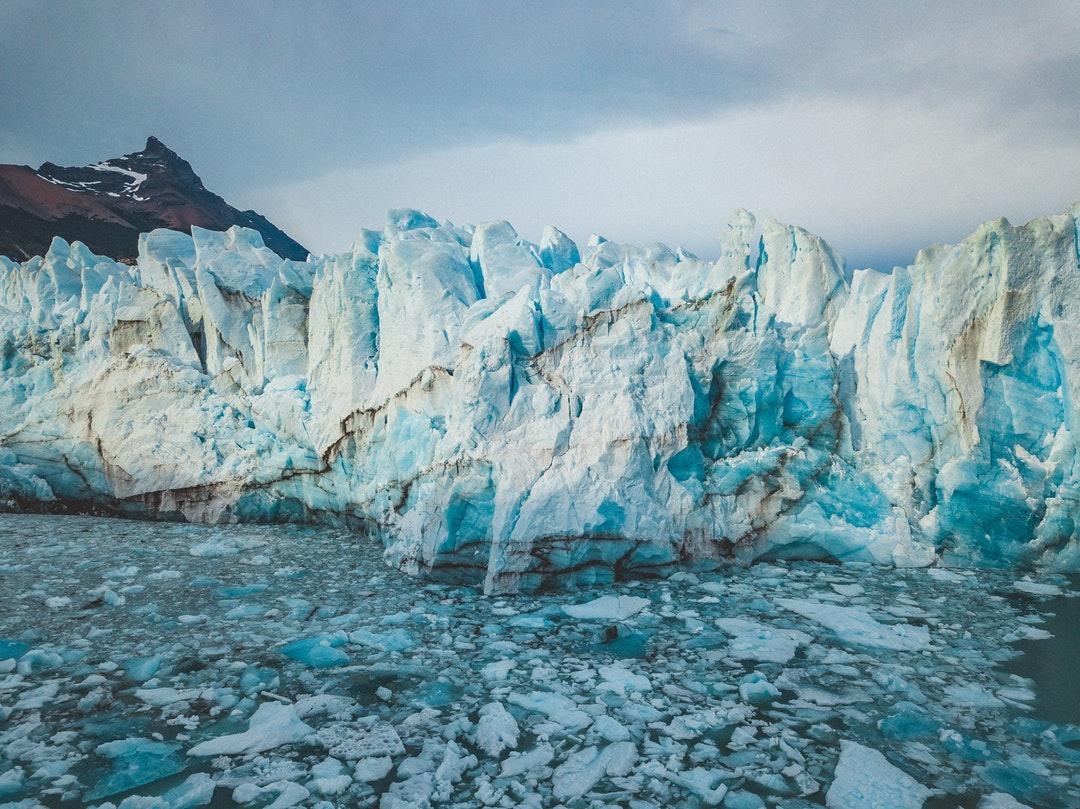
(2, 204, 1080, 590)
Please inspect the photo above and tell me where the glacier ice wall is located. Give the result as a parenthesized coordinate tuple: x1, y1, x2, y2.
(1, 205, 1078, 591)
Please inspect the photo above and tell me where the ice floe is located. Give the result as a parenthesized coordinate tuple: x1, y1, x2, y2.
(0, 514, 1075, 807)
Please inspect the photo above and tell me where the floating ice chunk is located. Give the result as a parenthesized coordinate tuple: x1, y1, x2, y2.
(886, 605, 932, 619)
(188, 701, 313, 756)
(597, 664, 651, 695)
(640, 762, 730, 806)
(997, 686, 1037, 706)
(552, 742, 637, 800)
(13, 680, 59, 709)
(500, 743, 555, 777)
(294, 694, 355, 718)
(878, 703, 940, 741)
(189, 540, 240, 558)
(506, 612, 550, 630)
(507, 691, 592, 731)
(33, 757, 76, 781)
(716, 617, 812, 664)
(318, 721, 404, 761)
(44, 596, 71, 608)
(105, 565, 140, 578)
(115, 796, 170, 808)
(738, 672, 781, 705)
(239, 665, 279, 695)
(215, 583, 268, 599)
(88, 738, 185, 800)
(162, 772, 216, 808)
(831, 584, 864, 597)
(135, 687, 201, 707)
(476, 702, 519, 757)
(233, 783, 263, 804)
(309, 757, 351, 796)
(382, 773, 439, 809)
(280, 636, 350, 668)
(0, 767, 24, 798)
(480, 658, 515, 681)
(16, 648, 63, 675)
(724, 791, 766, 809)
(1011, 580, 1062, 597)
(121, 656, 163, 682)
(433, 741, 477, 801)
(348, 627, 416, 652)
(978, 793, 1033, 809)
(262, 780, 309, 809)
(591, 714, 632, 742)
(944, 683, 1006, 709)
(89, 585, 126, 606)
(776, 598, 931, 651)
(0, 639, 30, 660)
(926, 568, 967, 583)
(825, 740, 931, 809)
(225, 604, 264, 619)
(562, 595, 650, 621)
(1004, 624, 1053, 642)
(354, 755, 393, 782)
(656, 709, 727, 740)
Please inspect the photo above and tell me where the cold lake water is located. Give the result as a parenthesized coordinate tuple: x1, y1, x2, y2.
(1002, 574, 1080, 729)
(0, 514, 1077, 808)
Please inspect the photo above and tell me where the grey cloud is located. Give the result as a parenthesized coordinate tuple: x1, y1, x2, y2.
(1, 0, 1077, 265)
(0, 1, 765, 181)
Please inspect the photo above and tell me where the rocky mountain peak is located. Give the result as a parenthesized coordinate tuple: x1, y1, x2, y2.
(0, 138, 307, 263)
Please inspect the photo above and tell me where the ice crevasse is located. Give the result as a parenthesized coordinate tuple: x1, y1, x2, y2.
(1, 204, 1078, 592)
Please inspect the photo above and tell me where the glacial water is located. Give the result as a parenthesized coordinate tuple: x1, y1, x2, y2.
(1003, 574, 1080, 728)
(0, 513, 1077, 808)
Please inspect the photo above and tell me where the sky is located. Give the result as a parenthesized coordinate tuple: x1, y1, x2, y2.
(1, 0, 1079, 269)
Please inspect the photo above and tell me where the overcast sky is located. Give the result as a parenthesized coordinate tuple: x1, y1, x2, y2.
(2, 0, 1079, 268)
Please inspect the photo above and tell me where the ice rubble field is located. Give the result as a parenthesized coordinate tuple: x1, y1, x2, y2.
(3, 203, 1080, 591)
(1, 515, 1077, 809)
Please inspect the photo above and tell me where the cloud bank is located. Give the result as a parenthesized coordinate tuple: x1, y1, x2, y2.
(2, 0, 1078, 267)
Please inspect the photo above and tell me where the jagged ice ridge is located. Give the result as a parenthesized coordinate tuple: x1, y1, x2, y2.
(1, 204, 1079, 592)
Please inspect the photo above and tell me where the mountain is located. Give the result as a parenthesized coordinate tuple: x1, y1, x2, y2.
(0, 136, 307, 262)
(1, 204, 1078, 592)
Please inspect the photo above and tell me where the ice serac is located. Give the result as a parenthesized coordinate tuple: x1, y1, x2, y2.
(2, 202, 1079, 591)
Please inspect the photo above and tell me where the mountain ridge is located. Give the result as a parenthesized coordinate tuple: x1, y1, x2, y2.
(0, 136, 307, 263)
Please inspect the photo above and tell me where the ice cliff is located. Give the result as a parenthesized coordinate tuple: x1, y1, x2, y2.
(1, 204, 1078, 591)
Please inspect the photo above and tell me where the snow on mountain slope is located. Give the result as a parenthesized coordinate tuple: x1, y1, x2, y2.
(1, 204, 1078, 591)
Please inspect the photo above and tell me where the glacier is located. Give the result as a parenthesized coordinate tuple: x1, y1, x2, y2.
(1, 204, 1079, 592)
